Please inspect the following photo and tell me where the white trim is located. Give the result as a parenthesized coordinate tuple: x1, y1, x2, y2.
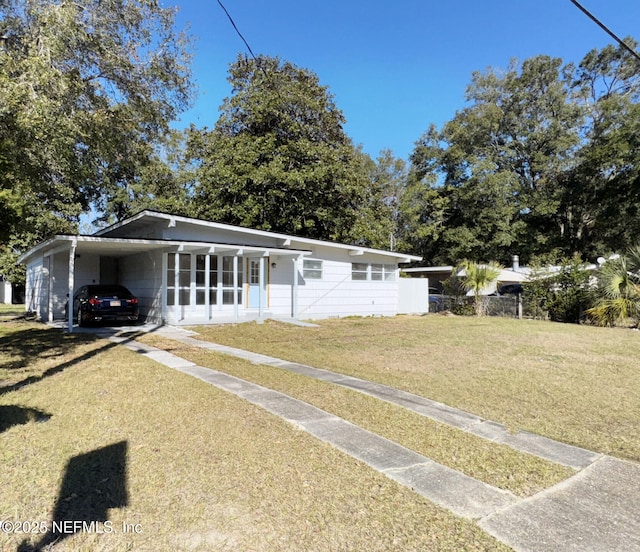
(94, 210, 422, 263)
(18, 235, 310, 265)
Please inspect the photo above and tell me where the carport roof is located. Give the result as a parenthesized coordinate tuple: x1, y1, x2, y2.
(17, 235, 312, 264)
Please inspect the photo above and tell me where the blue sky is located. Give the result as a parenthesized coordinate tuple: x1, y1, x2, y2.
(173, 0, 640, 161)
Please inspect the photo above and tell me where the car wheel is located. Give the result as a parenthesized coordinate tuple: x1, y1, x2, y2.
(78, 309, 88, 327)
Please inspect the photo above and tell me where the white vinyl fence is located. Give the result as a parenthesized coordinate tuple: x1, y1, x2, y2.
(398, 278, 429, 314)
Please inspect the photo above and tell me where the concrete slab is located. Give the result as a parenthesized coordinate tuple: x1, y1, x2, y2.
(114, 338, 197, 369)
(386, 463, 517, 519)
(479, 456, 640, 552)
(301, 417, 428, 472)
(336, 377, 483, 429)
(275, 362, 349, 382)
(240, 389, 338, 424)
(501, 430, 601, 470)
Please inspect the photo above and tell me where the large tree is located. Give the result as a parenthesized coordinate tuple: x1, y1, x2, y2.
(188, 55, 393, 248)
(405, 55, 584, 265)
(570, 40, 640, 258)
(0, 0, 193, 281)
(405, 41, 640, 266)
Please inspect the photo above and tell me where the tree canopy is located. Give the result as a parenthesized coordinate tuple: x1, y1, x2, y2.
(403, 40, 640, 266)
(3, 9, 640, 286)
(187, 55, 394, 248)
(0, 0, 193, 281)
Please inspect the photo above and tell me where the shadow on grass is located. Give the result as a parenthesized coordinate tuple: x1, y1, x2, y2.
(0, 405, 51, 434)
(0, 326, 99, 371)
(18, 441, 128, 551)
(0, 326, 151, 397)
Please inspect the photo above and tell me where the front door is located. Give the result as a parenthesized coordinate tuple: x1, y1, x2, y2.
(248, 258, 260, 308)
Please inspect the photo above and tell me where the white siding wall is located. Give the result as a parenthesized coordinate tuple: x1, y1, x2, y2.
(269, 248, 400, 320)
(119, 250, 164, 323)
(163, 223, 280, 249)
(47, 252, 101, 320)
(74, 253, 100, 285)
(0, 279, 11, 304)
(51, 253, 69, 320)
(298, 261, 397, 319)
(25, 257, 47, 318)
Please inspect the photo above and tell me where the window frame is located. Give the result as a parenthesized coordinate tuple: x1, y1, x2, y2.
(351, 262, 396, 282)
(303, 259, 323, 280)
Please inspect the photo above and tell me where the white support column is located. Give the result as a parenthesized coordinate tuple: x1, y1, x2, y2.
(67, 239, 77, 333)
(292, 256, 299, 319)
(233, 255, 239, 322)
(174, 252, 180, 321)
(258, 256, 265, 321)
(48, 254, 55, 323)
(205, 254, 210, 320)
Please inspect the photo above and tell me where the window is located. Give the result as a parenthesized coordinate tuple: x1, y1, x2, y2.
(222, 256, 243, 305)
(166, 253, 246, 308)
(249, 259, 260, 284)
(303, 259, 322, 279)
(167, 253, 193, 305)
(352, 262, 396, 281)
(167, 253, 175, 305)
(384, 264, 396, 281)
(178, 254, 191, 305)
(209, 255, 218, 305)
(351, 263, 368, 281)
(196, 255, 206, 305)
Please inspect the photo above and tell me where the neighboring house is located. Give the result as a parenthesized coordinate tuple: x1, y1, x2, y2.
(403, 256, 528, 295)
(0, 275, 12, 304)
(18, 210, 423, 330)
(403, 255, 604, 297)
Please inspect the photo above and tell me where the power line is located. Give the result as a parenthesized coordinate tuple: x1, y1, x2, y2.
(216, 0, 259, 62)
(216, 0, 290, 110)
(568, 0, 640, 63)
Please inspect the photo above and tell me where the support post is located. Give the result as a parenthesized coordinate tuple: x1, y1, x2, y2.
(292, 256, 299, 319)
(517, 292, 523, 320)
(233, 255, 239, 322)
(67, 238, 77, 333)
(258, 256, 265, 321)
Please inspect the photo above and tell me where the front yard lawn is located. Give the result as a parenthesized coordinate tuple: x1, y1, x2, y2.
(1, 319, 508, 551)
(189, 315, 640, 463)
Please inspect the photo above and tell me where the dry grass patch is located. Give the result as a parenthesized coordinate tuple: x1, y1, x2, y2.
(140, 335, 573, 497)
(190, 316, 640, 462)
(1, 320, 508, 551)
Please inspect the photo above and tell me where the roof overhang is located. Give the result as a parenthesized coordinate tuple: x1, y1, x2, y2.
(93, 210, 422, 264)
(18, 235, 311, 265)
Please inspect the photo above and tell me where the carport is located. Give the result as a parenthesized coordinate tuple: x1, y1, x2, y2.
(18, 235, 308, 333)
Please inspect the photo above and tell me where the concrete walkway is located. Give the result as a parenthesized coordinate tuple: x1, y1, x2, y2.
(107, 324, 640, 552)
(155, 326, 600, 470)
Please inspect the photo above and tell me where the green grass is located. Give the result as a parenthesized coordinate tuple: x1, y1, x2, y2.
(1, 320, 509, 551)
(0, 303, 27, 319)
(190, 315, 640, 462)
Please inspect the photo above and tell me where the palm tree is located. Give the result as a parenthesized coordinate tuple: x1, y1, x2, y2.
(457, 260, 502, 316)
(587, 247, 640, 327)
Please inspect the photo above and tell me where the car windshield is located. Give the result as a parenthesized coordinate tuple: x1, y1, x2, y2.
(86, 285, 133, 297)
